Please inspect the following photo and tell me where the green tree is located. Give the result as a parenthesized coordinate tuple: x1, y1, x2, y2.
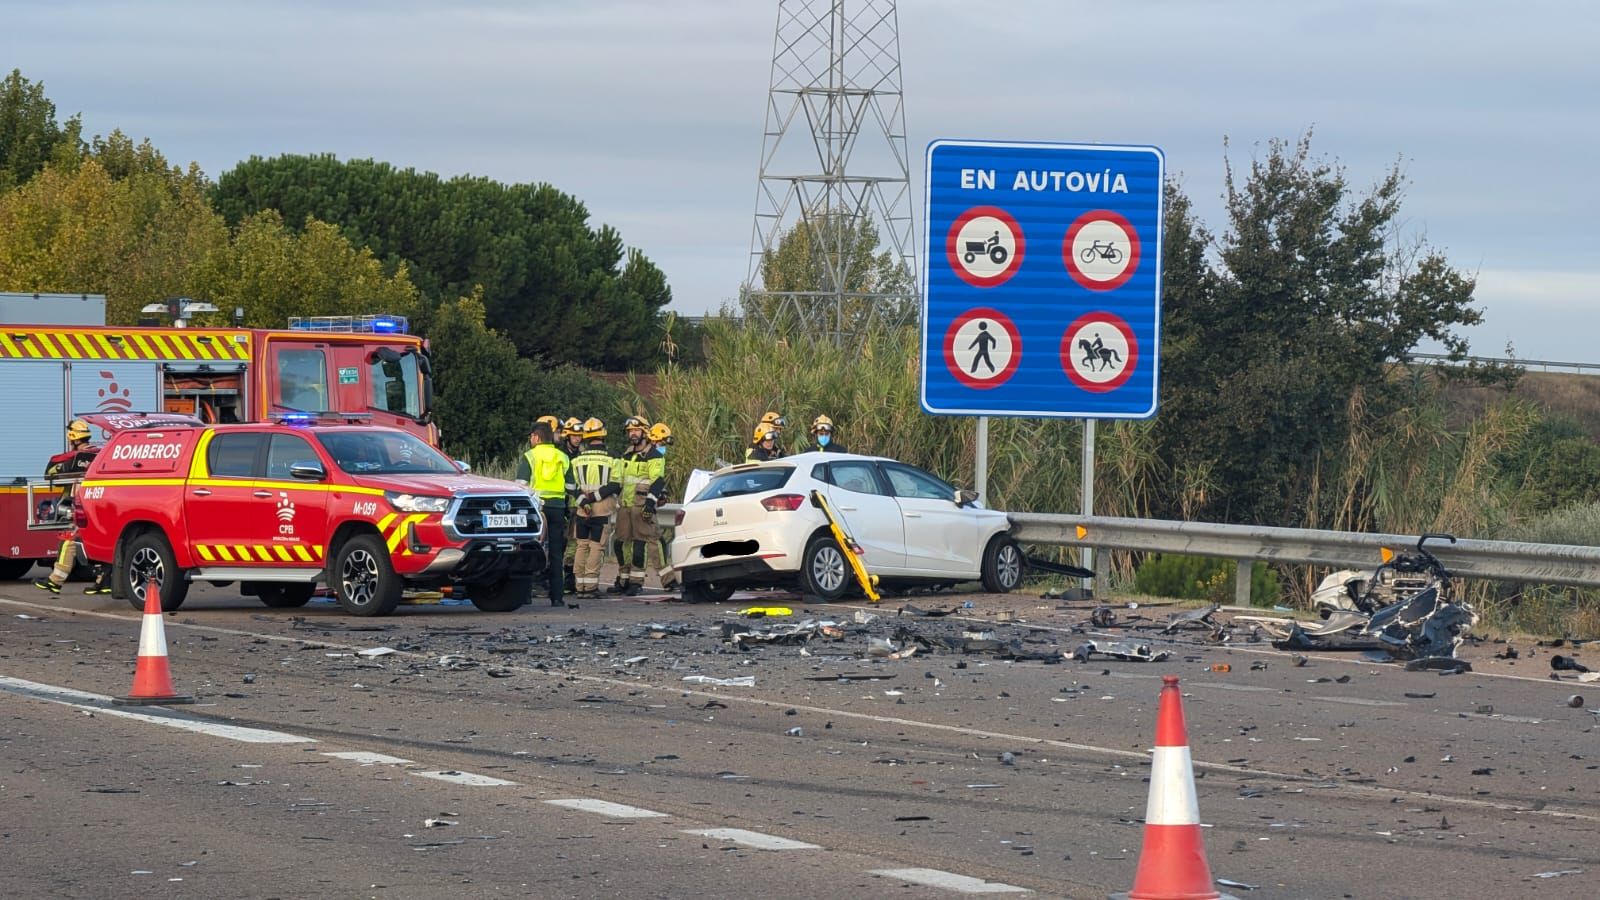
(210, 154, 672, 369)
(742, 207, 915, 337)
(1154, 134, 1485, 525)
(0, 69, 83, 192)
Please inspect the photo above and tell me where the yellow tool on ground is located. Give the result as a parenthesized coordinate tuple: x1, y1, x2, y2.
(736, 606, 793, 618)
(809, 490, 881, 603)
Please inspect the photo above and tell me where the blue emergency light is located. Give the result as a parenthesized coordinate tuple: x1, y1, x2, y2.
(286, 315, 409, 334)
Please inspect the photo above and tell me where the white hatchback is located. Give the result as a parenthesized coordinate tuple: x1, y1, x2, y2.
(667, 451, 1023, 603)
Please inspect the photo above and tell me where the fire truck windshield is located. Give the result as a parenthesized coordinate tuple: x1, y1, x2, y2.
(319, 430, 458, 475)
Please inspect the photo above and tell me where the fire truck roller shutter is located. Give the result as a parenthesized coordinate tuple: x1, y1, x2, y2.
(67, 361, 162, 443)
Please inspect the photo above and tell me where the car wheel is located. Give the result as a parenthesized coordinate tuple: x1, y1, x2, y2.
(981, 536, 1025, 594)
(682, 581, 736, 604)
(468, 576, 533, 612)
(257, 583, 317, 608)
(801, 534, 850, 601)
(333, 534, 402, 617)
(123, 531, 189, 611)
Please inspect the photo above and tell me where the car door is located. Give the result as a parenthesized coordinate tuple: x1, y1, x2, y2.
(816, 460, 905, 572)
(261, 432, 330, 567)
(880, 462, 979, 576)
(184, 430, 268, 566)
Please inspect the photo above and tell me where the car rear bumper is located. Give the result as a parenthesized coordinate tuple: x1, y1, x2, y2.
(676, 554, 796, 589)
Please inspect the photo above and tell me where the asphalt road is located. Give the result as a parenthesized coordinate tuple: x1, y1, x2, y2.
(3, 574, 1599, 899)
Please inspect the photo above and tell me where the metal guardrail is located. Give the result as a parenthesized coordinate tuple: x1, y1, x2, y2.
(1008, 513, 1600, 604)
(1409, 352, 1600, 375)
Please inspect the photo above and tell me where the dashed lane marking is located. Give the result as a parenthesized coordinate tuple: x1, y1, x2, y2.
(414, 770, 518, 787)
(323, 750, 414, 765)
(321, 751, 519, 786)
(870, 868, 1031, 894)
(545, 798, 669, 818)
(681, 828, 820, 850)
(0, 675, 313, 744)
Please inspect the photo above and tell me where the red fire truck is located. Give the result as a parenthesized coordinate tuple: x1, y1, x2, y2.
(0, 314, 434, 581)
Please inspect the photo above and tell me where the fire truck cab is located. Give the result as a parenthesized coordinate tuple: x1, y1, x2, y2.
(0, 315, 435, 581)
(75, 415, 545, 616)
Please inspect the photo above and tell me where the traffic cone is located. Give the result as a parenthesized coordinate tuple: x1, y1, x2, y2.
(112, 579, 194, 706)
(1112, 675, 1235, 900)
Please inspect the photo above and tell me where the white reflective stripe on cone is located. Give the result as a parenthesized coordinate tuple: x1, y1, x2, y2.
(1145, 745, 1201, 826)
(137, 612, 170, 658)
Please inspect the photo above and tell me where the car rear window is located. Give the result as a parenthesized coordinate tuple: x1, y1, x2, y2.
(693, 466, 794, 501)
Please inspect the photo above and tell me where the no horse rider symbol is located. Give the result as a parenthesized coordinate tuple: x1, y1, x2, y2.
(1061, 312, 1137, 393)
(944, 308, 1020, 389)
(946, 206, 1025, 288)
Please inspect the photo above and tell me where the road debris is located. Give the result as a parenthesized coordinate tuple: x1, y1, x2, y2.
(682, 675, 756, 687)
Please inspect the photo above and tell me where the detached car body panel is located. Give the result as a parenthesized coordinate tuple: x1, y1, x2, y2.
(76, 418, 544, 615)
(668, 451, 1021, 601)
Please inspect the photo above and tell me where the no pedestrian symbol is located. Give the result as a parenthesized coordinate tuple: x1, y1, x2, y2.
(944, 308, 1020, 389)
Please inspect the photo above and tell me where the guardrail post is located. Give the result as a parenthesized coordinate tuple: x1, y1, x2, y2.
(1234, 559, 1253, 607)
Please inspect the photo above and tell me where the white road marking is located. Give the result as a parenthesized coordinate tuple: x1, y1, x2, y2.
(323, 751, 414, 765)
(0, 675, 312, 744)
(546, 798, 669, 818)
(681, 828, 819, 850)
(870, 868, 1031, 894)
(1317, 696, 1407, 708)
(414, 770, 518, 787)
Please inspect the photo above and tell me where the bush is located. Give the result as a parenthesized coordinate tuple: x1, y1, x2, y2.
(1133, 553, 1280, 607)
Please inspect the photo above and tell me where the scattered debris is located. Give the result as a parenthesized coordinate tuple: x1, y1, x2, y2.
(682, 675, 756, 687)
(1069, 640, 1170, 663)
(1551, 655, 1590, 673)
(1568, 695, 1585, 708)
(358, 647, 397, 658)
(1404, 657, 1471, 674)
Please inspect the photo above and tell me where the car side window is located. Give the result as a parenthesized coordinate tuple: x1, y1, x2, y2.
(266, 433, 317, 480)
(207, 433, 265, 478)
(831, 461, 886, 496)
(883, 463, 954, 501)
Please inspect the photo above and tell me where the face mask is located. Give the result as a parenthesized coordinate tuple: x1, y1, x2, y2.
(817, 434, 830, 447)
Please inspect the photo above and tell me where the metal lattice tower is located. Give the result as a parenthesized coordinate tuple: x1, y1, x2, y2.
(744, 0, 918, 343)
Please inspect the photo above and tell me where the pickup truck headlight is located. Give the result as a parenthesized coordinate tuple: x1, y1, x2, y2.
(386, 491, 451, 513)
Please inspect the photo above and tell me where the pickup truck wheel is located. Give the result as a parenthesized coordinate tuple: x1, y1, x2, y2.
(124, 532, 189, 611)
(801, 535, 850, 602)
(468, 576, 533, 612)
(0, 559, 33, 580)
(257, 583, 317, 608)
(334, 534, 402, 617)
(980, 536, 1025, 594)
(682, 581, 736, 604)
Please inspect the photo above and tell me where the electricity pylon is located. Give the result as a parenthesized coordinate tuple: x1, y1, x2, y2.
(743, 0, 919, 344)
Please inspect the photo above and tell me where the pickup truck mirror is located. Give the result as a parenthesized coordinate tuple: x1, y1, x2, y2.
(454, 459, 472, 473)
(289, 461, 327, 481)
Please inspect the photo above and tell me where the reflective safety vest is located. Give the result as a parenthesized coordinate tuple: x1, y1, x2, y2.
(572, 447, 615, 494)
(523, 443, 571, 503)
(619, 448, 653, 504)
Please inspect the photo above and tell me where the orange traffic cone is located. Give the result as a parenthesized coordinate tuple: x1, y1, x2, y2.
(112, 579, 194, 706)
(1112, 675, 1236, 900)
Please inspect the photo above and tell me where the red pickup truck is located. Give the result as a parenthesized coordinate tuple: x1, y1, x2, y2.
(75, 414, 545, 616)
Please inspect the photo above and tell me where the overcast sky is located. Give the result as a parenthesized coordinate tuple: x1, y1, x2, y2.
(5, 0, 1597, 361)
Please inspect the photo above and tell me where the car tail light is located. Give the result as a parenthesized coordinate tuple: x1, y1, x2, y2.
(760, 494, 806, 512)
(72, 504, 88, 528)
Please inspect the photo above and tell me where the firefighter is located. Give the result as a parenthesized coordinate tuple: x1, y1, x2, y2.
(642, 422, 679, 593)
(611, 415, 653, 594)
(571, 418, 621, 599)
(558, 416, 584, 592)
(34, 419, 109, 595)
(746, 422, 782, 461)
(561, 417, 584, 457)
(745, 412, 787, 461)
(809, 414, 848, 453)
(516, 419, 575, 607)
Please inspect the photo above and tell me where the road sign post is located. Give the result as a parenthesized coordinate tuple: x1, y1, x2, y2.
(920, 140, 1164, 418)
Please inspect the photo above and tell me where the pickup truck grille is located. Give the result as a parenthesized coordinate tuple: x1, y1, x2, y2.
(443, 494, 542, 541)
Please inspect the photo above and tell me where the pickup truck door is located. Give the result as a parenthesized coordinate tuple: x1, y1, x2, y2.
(184, 431, 269, 566)
(260, 432, 330, 566)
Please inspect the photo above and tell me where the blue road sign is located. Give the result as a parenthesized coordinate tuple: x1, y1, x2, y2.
(920, 140, 1164, 418)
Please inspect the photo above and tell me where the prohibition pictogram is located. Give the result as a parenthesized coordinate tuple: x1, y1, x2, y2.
(946, 206, 1025, 288)
(1060, 311, 1137, 393)
(1062, 210, 1141, 292)
(944, 307, 1021, 389)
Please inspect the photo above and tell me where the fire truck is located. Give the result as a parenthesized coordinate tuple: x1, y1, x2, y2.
(0, 313, 434, 581)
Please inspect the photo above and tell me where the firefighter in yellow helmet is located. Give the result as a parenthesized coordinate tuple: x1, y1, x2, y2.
(611, 415, 654, 594)
(570, 417, 621, 599)
(641, 422, 679, 592)
(746, 422, 782, 462)
(808, 414, 847, 453)
(35, 419, 110, 595)
(560, 417, 584, 458)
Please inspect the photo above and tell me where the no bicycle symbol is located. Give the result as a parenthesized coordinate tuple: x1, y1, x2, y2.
(944, 308, 1020, 389)
(1063, 210, 1140, 292)
(1060, 312, 1137, 393)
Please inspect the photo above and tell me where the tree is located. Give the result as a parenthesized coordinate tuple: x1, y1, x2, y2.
(1154, 134, 1485, 525)
(742, 207, 915, 338)
(211, 155, 672, 369)
(0, 69, 83, 192)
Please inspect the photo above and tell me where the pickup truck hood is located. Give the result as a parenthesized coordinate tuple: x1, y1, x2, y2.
(357, 473, 528, 497)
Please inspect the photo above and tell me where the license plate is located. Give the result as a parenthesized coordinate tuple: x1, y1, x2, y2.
(483, 513, 527, 529)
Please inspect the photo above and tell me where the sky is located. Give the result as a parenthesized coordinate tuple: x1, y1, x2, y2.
(5, 0, 1597, 362)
